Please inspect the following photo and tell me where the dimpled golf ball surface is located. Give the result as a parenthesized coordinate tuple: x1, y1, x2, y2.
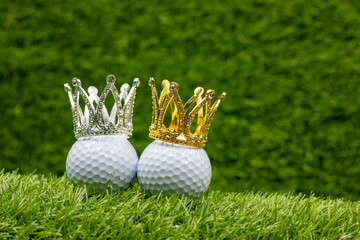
(66, 135, 138, 192)
(137, 140, 211, 196)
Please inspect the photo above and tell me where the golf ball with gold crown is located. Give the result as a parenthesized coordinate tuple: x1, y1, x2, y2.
(137, 78, 226, 196)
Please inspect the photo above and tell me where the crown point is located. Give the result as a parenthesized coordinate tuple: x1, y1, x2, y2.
(106, 74, 116, 84)
(148, 77, 155, 86)
(161, 79, 170, 88)
(64, 83, 72, 92)
(88, 86, 98, 95)
(220, 92, 226, 100)
(121, 83, 130, 92)
(170, 83, 177, 92)
(72, 78, 81, 87)
(194, 87, 204, 96)
(207, 90, 215, 99)
(133, 78, 140, 87)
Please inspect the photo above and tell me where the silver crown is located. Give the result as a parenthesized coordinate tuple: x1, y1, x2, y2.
(64, 74, 140, 138)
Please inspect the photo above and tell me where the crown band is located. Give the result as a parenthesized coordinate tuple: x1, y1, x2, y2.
(64, 75, 140, 138)
(148, 78, 225, 148)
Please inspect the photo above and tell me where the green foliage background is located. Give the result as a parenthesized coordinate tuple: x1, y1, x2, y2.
(1, 0, 360, 200)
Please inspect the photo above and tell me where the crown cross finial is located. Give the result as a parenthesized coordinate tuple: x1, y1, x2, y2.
(148, 78, 226, 148)
(64, 75, 140, 138)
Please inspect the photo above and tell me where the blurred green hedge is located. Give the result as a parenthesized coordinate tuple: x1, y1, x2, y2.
(1, 0, 360, 200)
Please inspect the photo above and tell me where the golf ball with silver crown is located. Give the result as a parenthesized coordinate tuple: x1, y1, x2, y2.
(66, 135, 138, 192)
(137, 140, 211, 196)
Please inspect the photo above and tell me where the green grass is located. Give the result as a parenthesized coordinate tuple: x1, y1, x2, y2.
(1, 171, 359, 239)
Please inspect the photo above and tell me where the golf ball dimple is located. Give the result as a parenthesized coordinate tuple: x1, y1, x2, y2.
(66, 135, 138, 192)
(137, 140, 211, 196)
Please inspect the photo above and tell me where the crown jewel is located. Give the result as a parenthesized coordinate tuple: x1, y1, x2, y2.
(64, 75, 140, 138)
(148, 78, 226, 148)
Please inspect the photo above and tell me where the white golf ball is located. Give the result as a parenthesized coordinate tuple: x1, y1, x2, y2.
(137, 140, 211, 196)
(66, 135, 138, 192)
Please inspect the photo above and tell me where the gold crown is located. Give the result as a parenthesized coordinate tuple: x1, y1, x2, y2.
(148, 78, 226, 148)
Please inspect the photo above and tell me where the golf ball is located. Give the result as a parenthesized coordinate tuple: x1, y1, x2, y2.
(137, 140, 211, 196)
(66, 135, 138, 192)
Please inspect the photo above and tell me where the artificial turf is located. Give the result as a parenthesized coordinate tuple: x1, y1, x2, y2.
(1, 170, 359, 239)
